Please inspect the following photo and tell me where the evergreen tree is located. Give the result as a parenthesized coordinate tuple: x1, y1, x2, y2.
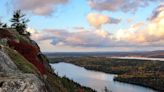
(0, 20, 3, 28)
(10, 10, 29, 35)
(104, 87, 110, 92)
(2, 24, 7, 28)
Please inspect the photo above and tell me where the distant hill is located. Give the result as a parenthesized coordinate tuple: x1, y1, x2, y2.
(141, 50, 164, 58)
(45, 50, 164, 58)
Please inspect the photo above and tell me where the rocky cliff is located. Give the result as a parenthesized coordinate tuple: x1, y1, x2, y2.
(0, 28, 95, 92)
(0, 28, 50, 92)
(0, 51, 46, 91)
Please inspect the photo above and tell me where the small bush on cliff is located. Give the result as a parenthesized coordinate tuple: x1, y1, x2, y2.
(0, 29, 13, 39)
(0, 20, 7, 28)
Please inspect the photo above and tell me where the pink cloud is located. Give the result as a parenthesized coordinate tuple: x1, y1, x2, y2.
(88, 0, 162, 13)
(87, 13, 120, 28)
(13, 0, 69, 15)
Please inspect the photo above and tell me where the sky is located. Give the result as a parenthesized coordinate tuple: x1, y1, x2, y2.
(0, 0, 164, 52)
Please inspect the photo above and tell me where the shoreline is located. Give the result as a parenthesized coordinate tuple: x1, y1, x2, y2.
(114, 78, 162, 92)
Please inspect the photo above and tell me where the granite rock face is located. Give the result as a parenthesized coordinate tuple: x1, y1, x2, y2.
(0, 74, 47, 92)
(0, 51, 48, 92)
(0, 50, 20, 75)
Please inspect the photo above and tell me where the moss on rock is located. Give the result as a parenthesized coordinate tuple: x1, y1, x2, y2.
(3, 46, 39, 74)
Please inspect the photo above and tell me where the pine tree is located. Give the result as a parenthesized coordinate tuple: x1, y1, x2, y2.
(0, 20, 3, 28)
(2, 24, 7, 28)
(10, 10, 29, 35)
(104, 86, 110, 92)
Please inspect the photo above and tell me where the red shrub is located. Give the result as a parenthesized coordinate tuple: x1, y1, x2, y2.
(0, 29, 13, 39)
(8, 40, 45, 74)
(79, 88, 84, 92)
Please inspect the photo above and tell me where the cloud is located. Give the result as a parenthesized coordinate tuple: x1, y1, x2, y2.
(127, 18, 133, 23)
(13, 0, 69, 15)
(28, 4, 164, 48)
(26, 27, 38, 34)
(115, 4, 164, 45)
(88, 0, 162, 13)
(87, 13, 120, 28)
(149, 3, 164, 20)
(29, 28, 113, 47)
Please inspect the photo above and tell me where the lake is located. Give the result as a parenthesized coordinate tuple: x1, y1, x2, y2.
(111, 56, 164, 61)
(51, 62, 158, 92)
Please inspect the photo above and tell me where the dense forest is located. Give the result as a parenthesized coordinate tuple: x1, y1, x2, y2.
(49, 56, 164, 91)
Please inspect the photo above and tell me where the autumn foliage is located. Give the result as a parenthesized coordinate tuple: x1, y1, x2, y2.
(8, 40, 45, 74)
(0, 29, 13, 39)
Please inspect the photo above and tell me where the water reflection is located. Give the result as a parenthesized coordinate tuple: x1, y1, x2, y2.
(51, 62, 158, 92)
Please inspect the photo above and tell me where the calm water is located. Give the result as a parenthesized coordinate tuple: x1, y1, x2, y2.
(111, 57, 164, 61)
(51, 62, 158, 92)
